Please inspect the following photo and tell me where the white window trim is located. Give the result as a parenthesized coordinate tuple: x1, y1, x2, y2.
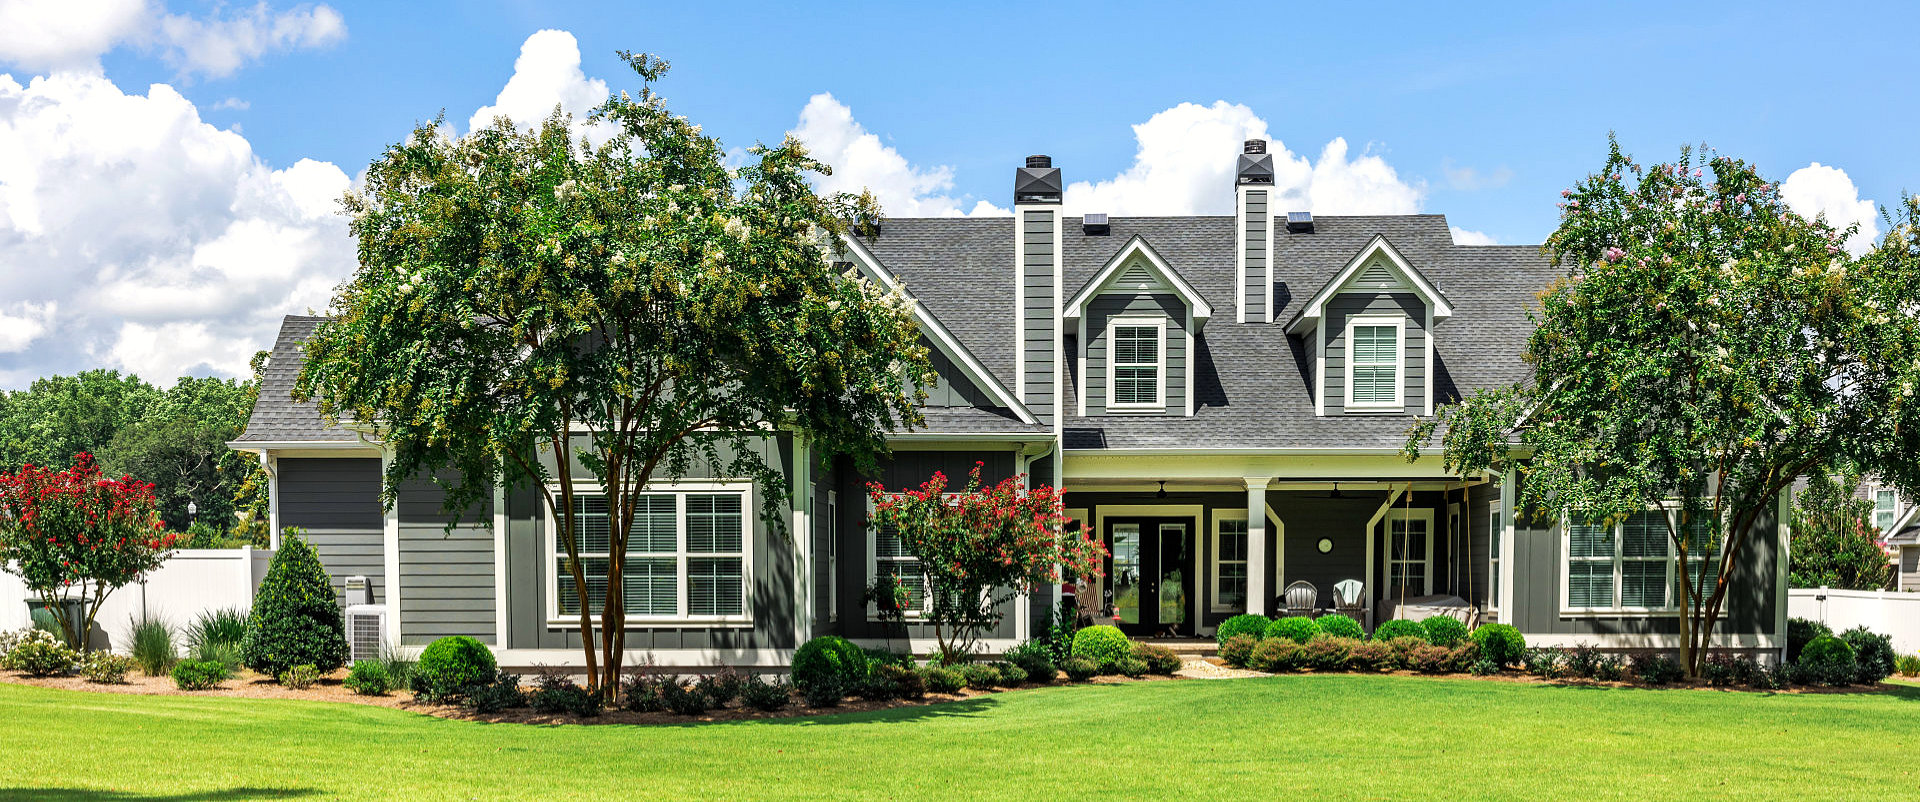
(1343, 315, 1405, 413)
(542, 480, 755, 627)
(1558, 503, 1718, 616)
(1871, 487, 1900, 533)
(1210, 510, 1250, 614)
(866, 493, 962, 620)
(1486, 505, 1501, 613)
(1105, 315, 1167, 411)
(1383, 508, 1434, 597)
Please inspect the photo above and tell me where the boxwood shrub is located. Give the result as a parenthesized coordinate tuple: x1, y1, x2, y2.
(1132, 642, 1183, 675)
(1264, 616, 1321, 644)
(1798, 635, 1857, 687)
(1114, 656, 1148, 678)
(170, 659, 228, 690)
(1314, 614, 1365, 641)
(343, 660, 393, 696)
(1059, 655, 1100, 682)
(1215, 614, 1270, 645)
(240, 536, 350, 677)
(920, 665, 965, 694)
(1420, 616, 1469, 648)
(412, 635, 497, 702)
(1219, 634, 1257, 669)
(1468, 623, 1526, 667)
(1070, 625, 1132, 670)
(1249, 638, 1307, 672)
(1370, 619, 1426, 643)
(791, 635, 869, 700)
(1839, 627, 1895, 685)
(959, 663, 1001, 690)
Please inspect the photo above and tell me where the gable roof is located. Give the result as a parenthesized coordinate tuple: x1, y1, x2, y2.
(1063, 235, 1213, 322)
(232, 315, 358, 443)
(1284, 234, 1455, 334)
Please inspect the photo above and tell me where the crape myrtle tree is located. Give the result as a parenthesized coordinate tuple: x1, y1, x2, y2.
(297, 53, 931, 698)
(1787, 473, 1894, 590)
(866, 464, 1105, 664)
(1408, 137, 1920, 676)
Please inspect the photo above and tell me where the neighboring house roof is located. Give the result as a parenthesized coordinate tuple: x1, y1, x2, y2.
(232, 315, 358, 443)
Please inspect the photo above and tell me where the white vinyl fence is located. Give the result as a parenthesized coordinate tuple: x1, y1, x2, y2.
(1787, 588, 1920, 656)
(1, 548, 274, 651)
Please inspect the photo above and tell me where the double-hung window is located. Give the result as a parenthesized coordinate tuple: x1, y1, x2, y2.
(1212, 514, 1249, 612)
(1562, 505, 1719, 612)
(1488, 506, 1502, 610)
(551, 484, 749, 623)
(1385, 510, 1432, 596)
(1873, 489, 1899, 533)
(872, 521, 929, 617)
(1345, 316, 1403, 411)
(1108, 318, 1164, 409)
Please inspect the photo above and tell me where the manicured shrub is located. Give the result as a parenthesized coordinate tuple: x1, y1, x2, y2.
(1220, 635, 1257, 669)
(1798, 636, 1858, 687)
(1348, 640, 1392, 671)
(1526, 648, 1565, 679)
(1005, 640, 1056, 682)
(1786, 617, 1830, 662)
(1896, 654, 1920, 678)
(1215, 614, 1270, 645)
(466, 672, 524, 713)
(1314, 614, 1365, 641)
(1407, 644, 1455, 674)
(344, 661, 394, 696)
(1839, 627, 1896, 685)
(1371, 619, 1426, 643)
(412, 635, 497, 702)
(531, 675, 603, 717)
(1303, 634, 1356, 671)
(1383, 637, 1427, 671)
(791, 635, 869, 701)
(241, 537, 349, 677)
(1059, 656, 1100, 683)
(920, 665, 965, 694)
(994, 662, 1030, 686)
(1629, 652, 1685, 685)
(959, 663, 1001, 690)
(621, 673, 665, 712)
(278, 664, 321, 690)
(800, 676, 846, 707)
(883, 664, 926, 699)
(741, 676, 792, 711)
(6, 631, 77, 676)
(1264, 616, 1321, 644)
(1070, 625, 1132, 670)
(1469, 624, 1526, 667)
(1445, 642, 1481, 673)
(1420, 616, 1469, 648)
(1249, 638, 1307, 672)
(79, 651, 134, 684)
(655, 679, 705, 717)
(1113, 656, 1148, 678)
(127, 616, 176, 677)
(697, 668, 746, 706)
(170, 659, 228, 690)
(862, 648, 913, 670)
(1132, 642, 1183, 675)
(1592, 654, 1625, 683)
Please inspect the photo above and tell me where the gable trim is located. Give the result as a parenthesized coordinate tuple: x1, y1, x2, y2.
(1063, 236, 1214, 322)
(1284, 235, 1454, 335)
(834, 235, 1038, 426)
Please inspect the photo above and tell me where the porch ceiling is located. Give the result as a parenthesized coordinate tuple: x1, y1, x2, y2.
(1061, 451, 1484, 483)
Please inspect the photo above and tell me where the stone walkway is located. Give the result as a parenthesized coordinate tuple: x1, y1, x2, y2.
(1175, 657, 1268, 680)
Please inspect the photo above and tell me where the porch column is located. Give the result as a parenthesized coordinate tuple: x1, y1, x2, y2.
(1245, 477, 1271, 616)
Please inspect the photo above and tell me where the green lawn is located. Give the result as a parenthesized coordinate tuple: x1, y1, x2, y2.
(2, 676, 1917, 800)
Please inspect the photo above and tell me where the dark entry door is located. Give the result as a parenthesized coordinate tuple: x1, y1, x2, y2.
(1104, 518, 1194, 637)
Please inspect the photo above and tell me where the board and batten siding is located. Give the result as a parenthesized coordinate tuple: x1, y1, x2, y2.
(911, 336, 994, 408)
(1241, 190, 1267, 321)
(396, 476, 496, 646)
(1082, 293, 1188, 416)
(1323, 292, 1426, 416)
(276, 457, 385, 604)
(1021, 209, 1057, 425)
(1900, 547, 1920, 592)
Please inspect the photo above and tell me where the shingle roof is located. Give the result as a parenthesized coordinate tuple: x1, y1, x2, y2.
(233, 315, 357, 442)
(910, 407, 1051, 435)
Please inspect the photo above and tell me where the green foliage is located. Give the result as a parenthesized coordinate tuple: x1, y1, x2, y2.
(278, 664, 321, 690)
(1787, 618, 1831, 662)
(1070, 625, 1132, 670)
(413, 636, 497, 702)
(1004, 640, 1056, 682)
(1798, 636, 1858, 686)
(1348, 640, 1393, 671)
(1629, 653, 1686, 685)
(4, 630, 76, 676)
(79, 651, 133, 684)
(297, 52, 929, 696)
(191, 640, 244, 677)
(375, 642, 415, 692)
(1215, 614, 1270, 646)
(1790, 474, 1896, 590)
(1407, 644, 1456, 674)
(1469, 624, 1526, 667)
(958, 663, 1001, 690)
(919, 665, 965, 694)
(697, 669, 746, 706)
(1839, 627, 1896, 685)
(127, 616, 176, 676)
(1058, 656, 1100, 683)
(1220, 634, 1257, 669)
(185, 608, 248, 652)
(1264, 616, 1320, 644)
(791, 636, 868, 701)
(884, 664, 926, 699)
(1303, 634, 1357, 671)
(241, 536, 348, 676)
(1894, 654, 1920, 678)
(740, 676, 791, 711)
(1383, 637, 1428, 671)
(1113, 656, 1148, 678)
(799, 677, 845, 708)
(1249, 638, 1307, 672)
(532, 675, 603, 717)
(1527, 649, 1566, 679)
(466, 672, 525, 714)
(1469, 658, 1500, 676)
(1131, 642, 1183, 675)
(1371, 619, 1426, 643)
(343, 661, 394, 696)
(994, 662, 1029, 686)
(170, 659, 228, 690)
(1420, 616, 1469, 648)
(1314, 614, 1365, 641)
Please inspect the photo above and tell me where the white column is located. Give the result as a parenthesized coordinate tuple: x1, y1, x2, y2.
(262, 451, 281, 550)
(1246, 477, 1270, 616)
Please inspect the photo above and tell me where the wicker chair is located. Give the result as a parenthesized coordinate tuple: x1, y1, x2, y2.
(1332, 579, 1366, 625)
(1282, 580, 1318, 618)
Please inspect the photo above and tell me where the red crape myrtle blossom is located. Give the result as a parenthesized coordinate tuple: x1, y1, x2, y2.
(867, 462, 1105, 664)
(0, 453, 174, 651)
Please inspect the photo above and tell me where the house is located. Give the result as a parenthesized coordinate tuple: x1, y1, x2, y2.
(1867, 482, 1920, 590)
(228, 140, 1789, 668)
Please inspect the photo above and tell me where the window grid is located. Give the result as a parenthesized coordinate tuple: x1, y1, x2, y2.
(1387, 518, 1429, 596)
(1110, 322, 1161, 407)
(1213, 518, 1249, 612)
(1488, 507, 1502, 609)
(1349, 324, 1400, 408)
(1563, 506, 1719, 612)
(1874, 489, 1898, 532)
(554, 490, 748, 621)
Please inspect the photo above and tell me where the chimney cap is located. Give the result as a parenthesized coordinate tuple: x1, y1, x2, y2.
(1026, 155, 1053, 169)
(1015, 156, 1063, 204)
(1243, 139, 1267, 154)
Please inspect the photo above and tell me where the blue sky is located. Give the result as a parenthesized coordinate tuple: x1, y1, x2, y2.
(0, 0, 1912, 386)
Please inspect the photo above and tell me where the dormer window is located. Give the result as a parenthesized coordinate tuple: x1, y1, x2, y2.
(1108, 317, 1165, 410)
(1345, 316, 1403, 412)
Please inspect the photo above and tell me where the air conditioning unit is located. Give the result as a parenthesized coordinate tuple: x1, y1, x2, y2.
(343, 604, 388, 664)
(342, 575, 373, 606)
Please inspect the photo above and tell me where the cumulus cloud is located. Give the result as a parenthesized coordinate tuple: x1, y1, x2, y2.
(790, 93, 1005, 217)
(1442, 159, 1513, 191)
(467, 30, 609, 138)
(1450, 227, 1498, 246)
(0, 71, 354, 386)
(1779, 162, 1879, 256)
(0, 0, 344, 79)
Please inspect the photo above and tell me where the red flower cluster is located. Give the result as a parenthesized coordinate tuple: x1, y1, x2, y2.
(0, 453, 174, 606)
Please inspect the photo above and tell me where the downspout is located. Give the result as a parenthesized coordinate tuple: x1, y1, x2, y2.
(258, 451, 282, 550)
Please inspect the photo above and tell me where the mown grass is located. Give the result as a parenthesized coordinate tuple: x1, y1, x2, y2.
(1, 674, 1917, 800)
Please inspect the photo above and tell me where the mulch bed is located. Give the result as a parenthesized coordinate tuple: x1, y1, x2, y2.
(1195, 657, 1908, 694)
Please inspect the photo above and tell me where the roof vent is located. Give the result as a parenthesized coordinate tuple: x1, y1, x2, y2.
(1243, 139, 1267, 155)
(1026, 155, 1053, 169)
(1082, 213, 1110, 236)
(1286, 211, 1314, 233)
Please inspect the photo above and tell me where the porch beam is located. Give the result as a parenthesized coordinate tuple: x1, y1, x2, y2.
(1245, 476, 1272, 616)
(1363, 485, 1408, 630)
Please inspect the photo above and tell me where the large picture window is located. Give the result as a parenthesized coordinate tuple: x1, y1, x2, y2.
(1345, 316, 1403, 411)
(1562, 505, 1718, 613)
(549, 484, 749, 623)
(1108, 318, 1165, 409)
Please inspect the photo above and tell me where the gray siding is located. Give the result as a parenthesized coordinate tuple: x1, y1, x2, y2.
(278, 457, 385, 604)
(1083, 293, 1188, 416)
(1022, 209, 1056, 424)
(1275, 492, 1381, 612)
(1901, 546, 1920, 592)
(1324, 292, 1427, 416)
(912, 336, 994, 408)
(397, 476, 496, 646)
(1242, 190, 1267, 320)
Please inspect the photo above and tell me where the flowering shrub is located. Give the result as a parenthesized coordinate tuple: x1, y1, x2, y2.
(79, 651, 133, 684)
(4, 630, 77, 676)
(868, 464, 1105, 664)
(0, 454, 173, 651)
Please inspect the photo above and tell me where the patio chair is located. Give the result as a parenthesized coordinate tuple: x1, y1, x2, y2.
(1332, 579, 1366, 621)
(1282, 580, 1318, 618)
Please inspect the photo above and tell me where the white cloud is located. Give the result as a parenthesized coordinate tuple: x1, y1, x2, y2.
(467, 30, 609, 139)
(1779, 162, 1879, 256)
(210, 96, 249, 111)
(1442, 159, 1513, 191)
(0, 1, 344, 80)
(0, 71, 354, 386)
(1450, 227, 1498, 246)
(790, 93, 1005, 217)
